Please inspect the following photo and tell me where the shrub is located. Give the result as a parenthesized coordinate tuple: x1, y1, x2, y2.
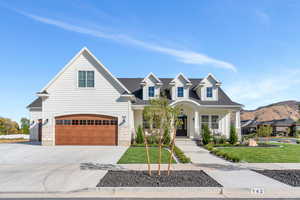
(162, 128, 171, 145)
(174, 146, 191, 163)
(135, 125, 144, 144)
(295, 130, 300, 138)
(296, 139, 300, 144)
(229, 125, 238, 145)
(219, 136, 227, 144)
(146, 135, 158, 144)
(202, 124, 212, 145)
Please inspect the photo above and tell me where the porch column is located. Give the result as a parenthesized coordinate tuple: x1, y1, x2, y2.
(194, 111, 200, 138)
(235, 110, 241, 140)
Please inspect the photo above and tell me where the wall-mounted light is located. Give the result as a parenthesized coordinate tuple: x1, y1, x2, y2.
(122, 115, 126, 122)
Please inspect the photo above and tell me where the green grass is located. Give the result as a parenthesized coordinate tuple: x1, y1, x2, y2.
(117, 147, 176, 164)
(216, 143, 300, 163)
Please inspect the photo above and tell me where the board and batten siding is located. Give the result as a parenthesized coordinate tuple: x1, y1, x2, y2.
(41, 51, 131, 146)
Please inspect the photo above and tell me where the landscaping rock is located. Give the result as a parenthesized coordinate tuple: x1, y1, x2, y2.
(254, 170, 300, 187)
(97, 170, 222, 187)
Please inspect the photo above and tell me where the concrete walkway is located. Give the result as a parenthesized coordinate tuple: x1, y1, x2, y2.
(175, 139, 293, 189)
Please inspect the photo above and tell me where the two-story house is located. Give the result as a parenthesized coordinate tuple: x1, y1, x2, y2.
(27, 47, 242, 146)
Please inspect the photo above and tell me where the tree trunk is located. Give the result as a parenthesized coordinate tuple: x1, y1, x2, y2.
(167, 127, 176, 175)
(144, 131, 151, 176)
(158, 133, 162, 176)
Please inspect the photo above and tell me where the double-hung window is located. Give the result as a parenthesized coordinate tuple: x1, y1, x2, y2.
(206, 87, 213, 98)
(78, 71, 94, 88)
(177, 87, 184, 97)
(201, 115, 209, 129)
(148, 86, 155, 97)
(211, 115, 219, 129)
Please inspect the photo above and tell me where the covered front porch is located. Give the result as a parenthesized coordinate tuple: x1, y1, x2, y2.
(132, 99, 241, 139)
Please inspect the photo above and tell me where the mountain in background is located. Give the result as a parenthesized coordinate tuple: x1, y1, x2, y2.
(241, 100, 300, 122)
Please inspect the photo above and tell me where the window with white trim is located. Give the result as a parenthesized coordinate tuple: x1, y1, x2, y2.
(177, 87, 184, 97)
(211, 115, 219, 129)
(201, 115, 209, 128)
(206, 87, 213, 98)
(148, 86, 155, 97)
(78, 70, 94, 88)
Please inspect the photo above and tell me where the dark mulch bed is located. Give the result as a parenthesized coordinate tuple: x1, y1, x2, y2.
(254, 170, 300, 187)
(97, 170, 222, 187)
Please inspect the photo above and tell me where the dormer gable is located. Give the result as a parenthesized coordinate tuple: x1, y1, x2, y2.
(141, 73, 162, 100)
(194, 73, 221, 101)
(169, 73, 192, 100)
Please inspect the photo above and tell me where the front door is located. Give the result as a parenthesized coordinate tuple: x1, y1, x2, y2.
(176, 115, 187, 136)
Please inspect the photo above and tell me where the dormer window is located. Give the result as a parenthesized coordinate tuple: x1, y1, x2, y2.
(177, 87, 184, 97)
(206, 87, 213, 98)
(148, 86, 155, 97)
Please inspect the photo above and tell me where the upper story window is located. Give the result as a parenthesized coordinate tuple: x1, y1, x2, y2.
(177, 87, 184, 97)
(78, 71, 94, 88)
(206, 87, 213, 98)
(148, 86, 155, 97)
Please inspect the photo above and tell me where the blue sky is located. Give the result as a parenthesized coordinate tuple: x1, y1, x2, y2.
(1, 0, 300, 122)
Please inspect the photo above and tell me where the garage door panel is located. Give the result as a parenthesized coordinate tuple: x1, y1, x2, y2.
(55, 114, 117, 145)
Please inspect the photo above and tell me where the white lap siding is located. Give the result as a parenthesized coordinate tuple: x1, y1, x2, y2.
(41, 52, 131, 146)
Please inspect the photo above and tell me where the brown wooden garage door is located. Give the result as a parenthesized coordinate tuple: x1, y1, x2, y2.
(55, 114, 118, 145)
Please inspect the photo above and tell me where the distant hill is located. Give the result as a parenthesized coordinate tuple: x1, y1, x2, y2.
(241, 100, 300, 122)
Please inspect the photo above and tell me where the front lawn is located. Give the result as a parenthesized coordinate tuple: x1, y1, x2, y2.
(117, 147, 176, 164)
(215, 143, 300, 163)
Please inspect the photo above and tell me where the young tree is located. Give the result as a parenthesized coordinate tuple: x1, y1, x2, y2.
(143, 96, 182, 176)
(135, 125, 144, 144)
(162, 127, 171, 145)
(20, 118, 30, 134)
(202, 124, 211, 145)
(229, 125, 238, 145)
(167, 105, 182, 175)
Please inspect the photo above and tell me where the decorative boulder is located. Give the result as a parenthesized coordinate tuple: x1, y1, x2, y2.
(248, 139, 258, 147)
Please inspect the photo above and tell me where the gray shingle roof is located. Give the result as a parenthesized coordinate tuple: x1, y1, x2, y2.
(27, 77, 241, 109)
(118, 78, 241, 106)
(27, 97, 42, 108)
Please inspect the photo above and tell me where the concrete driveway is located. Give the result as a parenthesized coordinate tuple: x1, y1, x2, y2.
(0, 142, 127, 192)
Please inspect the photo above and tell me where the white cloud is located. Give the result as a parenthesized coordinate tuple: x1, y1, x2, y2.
(226, 69, 300, 109)
(15, 10, 237, 72)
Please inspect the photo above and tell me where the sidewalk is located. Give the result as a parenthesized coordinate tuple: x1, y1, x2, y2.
(175, 139, 295, 190)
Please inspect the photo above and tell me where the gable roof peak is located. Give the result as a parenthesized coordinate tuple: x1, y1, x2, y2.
(141, 72, 162, 84)
(39, 47, 131, 94)
(170, 73, 192, 84)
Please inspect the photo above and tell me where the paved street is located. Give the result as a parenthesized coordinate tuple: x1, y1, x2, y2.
(0, 142, 127, 192)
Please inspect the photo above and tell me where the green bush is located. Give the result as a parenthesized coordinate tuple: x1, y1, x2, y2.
(135, 125, 144, 144)
(162, 128, 171, 145)
(295, 130, 300, 138)
(174, 146, 191, 163)
(296, 139, 300, 144)
(213, 136, 227, 145)
(202, 124, 212, 145)
(229, 125, 238, 145)
(146, 135, 158, 144)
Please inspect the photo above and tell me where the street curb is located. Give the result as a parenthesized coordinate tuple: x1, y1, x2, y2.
(91, 186, 300, 196)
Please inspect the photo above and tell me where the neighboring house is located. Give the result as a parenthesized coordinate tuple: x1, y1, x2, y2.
(242, 118, 298, 136)
(27, 47, 242, 146)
